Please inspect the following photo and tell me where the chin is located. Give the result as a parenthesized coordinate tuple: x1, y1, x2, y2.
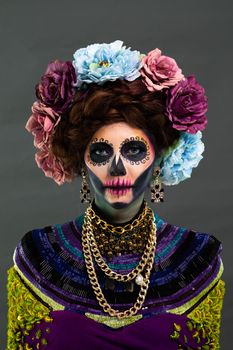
(110, 202, 130, 209)
(105, 190, 133, 207)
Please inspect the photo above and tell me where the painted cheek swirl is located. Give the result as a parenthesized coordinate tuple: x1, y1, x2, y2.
(87, 138, 114, 166)
(120, 136, 150, 165)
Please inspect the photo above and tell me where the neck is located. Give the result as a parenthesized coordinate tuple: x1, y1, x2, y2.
(94, 193, 145, 224)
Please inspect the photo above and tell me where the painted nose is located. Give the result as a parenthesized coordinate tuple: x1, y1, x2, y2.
(109, 156, 126, 176)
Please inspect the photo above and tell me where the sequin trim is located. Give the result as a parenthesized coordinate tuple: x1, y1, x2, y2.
(58, 217, 185, 269)
(56, 223, 83, 258)
(85, 312, 142, 328)
(167, 258, 223, 315)
(7, 267, 53, 350)
(14, 264, 65, 311)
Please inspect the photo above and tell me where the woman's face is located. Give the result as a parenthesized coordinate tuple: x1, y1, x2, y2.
(84, 122, 156, 209)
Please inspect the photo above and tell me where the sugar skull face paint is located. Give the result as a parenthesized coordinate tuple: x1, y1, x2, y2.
(119, 136, 150, 165)
(88, 138, 113, 166)
(84, 122, 156, 209)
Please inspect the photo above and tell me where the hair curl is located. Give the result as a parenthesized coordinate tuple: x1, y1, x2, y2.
(51, 78, 180, 176)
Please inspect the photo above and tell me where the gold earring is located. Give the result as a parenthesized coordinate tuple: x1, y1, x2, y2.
(80, 166, 91, 204)
(150, 166, 164, 203)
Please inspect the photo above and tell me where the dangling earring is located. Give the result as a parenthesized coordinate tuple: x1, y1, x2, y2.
(80, 166, 91, 204)
(150, 166, 164, 203)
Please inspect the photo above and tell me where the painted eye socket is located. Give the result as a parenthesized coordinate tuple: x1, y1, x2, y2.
(120, 140, 148, 161)
(89, 142, 113, 164)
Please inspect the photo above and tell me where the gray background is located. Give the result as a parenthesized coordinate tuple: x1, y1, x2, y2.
(0, 0, 232, 348)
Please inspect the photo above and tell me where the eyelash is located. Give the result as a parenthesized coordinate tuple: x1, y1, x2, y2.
(125, 146, 141, 155)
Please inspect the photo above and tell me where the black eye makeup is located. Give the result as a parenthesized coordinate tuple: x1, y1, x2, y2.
(87, 138, 113, 166)
(120, 136, 150, 165)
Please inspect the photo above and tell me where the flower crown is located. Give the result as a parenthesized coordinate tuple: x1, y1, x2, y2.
(26, 40, 208, 186)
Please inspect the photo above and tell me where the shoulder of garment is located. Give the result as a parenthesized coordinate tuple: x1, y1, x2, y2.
(11, 213, 224, 315)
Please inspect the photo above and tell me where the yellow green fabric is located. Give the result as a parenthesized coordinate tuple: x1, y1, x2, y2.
(7, 266, 225, 349)
(7, 266, 53, 350)
(187, 279, 225, 350)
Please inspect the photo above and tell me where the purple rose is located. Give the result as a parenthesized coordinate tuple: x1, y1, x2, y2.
(166, 75, 208, 134)
(36, 60, 76, 114)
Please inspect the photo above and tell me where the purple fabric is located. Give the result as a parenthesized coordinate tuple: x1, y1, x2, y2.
(24, 311, 207, 350)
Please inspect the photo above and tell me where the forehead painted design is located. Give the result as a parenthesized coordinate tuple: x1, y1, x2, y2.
(119, 136, 150, 165)
(87, 138, 113, 166)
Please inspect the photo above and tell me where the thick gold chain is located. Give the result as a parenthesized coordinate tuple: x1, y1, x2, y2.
(88, 201, 149, 234)
(81, 204, 157, 319)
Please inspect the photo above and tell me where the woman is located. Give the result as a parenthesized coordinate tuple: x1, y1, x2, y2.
(7, 40, 225, 349)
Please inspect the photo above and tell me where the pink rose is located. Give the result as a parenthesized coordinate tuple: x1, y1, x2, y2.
(25, 101, 60, 148)
(35, 146, 73, 185)
(140, 48, 184, 91)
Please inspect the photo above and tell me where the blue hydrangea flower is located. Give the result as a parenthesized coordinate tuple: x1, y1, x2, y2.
(72, 40, 142, 87)
(155, 131, 205, 185)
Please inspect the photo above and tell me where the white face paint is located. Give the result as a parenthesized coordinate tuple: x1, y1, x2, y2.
(84, 122, 156, 208)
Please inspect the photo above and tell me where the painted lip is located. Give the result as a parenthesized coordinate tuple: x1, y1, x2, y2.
(104, 179, 134, 196)
(104, 179, 133, 188)
(107, 187, 132, 196)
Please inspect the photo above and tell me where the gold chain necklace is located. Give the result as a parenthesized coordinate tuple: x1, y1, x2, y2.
(81, 203, 157, 319)
(88, 200, 149, 234)
(90, 202, 151, 260)
(87, 206, 155, 282)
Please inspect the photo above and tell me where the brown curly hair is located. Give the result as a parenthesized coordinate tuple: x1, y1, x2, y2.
(51, 78, 180, 177)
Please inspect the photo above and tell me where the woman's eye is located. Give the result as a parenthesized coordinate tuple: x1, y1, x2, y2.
(94, 149, 109, 156)
(126, 147, 141, 156)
